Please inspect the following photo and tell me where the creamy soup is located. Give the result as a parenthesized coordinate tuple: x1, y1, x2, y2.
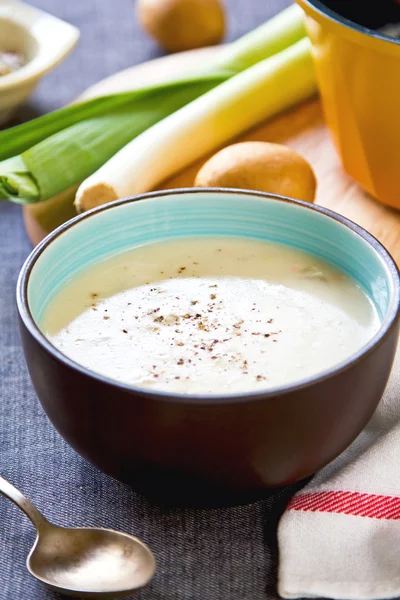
(42, 237, 380, 395)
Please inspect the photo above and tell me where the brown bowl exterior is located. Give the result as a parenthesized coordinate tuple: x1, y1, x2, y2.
(18, 313, 399, 506)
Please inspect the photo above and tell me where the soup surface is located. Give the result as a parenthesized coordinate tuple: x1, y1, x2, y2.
(42, 237, 380, 395)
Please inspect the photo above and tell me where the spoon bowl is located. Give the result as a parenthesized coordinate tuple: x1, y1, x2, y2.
(28, 524, 156, 597)
(0, 475, 156, 597)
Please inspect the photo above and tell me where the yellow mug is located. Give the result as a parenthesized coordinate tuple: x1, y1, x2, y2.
(295, 0, 400, 210)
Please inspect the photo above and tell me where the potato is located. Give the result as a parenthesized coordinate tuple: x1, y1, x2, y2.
(136, 0, 225, 53)
(194, 141, 317, 203)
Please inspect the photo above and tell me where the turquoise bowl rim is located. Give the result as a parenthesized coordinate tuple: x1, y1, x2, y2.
(16, 188, 400, 404)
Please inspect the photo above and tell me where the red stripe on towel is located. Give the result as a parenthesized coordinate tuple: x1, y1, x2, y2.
(288, 491, 400, 520)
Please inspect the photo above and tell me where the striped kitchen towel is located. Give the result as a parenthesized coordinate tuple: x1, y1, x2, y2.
(278, 341, 400, 600)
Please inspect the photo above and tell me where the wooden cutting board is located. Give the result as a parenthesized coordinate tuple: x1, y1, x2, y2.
(23, 47, 400, 264)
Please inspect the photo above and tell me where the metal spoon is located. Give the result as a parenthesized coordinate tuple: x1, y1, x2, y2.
(0, 475, 156, 597)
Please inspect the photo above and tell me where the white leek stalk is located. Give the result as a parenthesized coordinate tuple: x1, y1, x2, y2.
(76, 38, 316, 212)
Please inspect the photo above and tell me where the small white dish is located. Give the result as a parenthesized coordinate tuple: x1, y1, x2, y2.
(0, 0, 80, 124)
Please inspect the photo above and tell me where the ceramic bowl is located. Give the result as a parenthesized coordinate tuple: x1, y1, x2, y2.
(296, 0, 400, 209)
(0, 1, 79, 124)
(17, 190, 400, 506)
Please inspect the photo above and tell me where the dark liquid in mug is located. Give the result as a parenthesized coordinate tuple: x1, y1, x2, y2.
(322, 0, 400, 33)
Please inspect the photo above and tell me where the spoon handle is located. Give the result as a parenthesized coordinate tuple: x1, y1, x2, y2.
(0, 475, 49, 532)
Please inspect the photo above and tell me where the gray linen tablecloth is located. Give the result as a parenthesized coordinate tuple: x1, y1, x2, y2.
(0, 1, 307, 599)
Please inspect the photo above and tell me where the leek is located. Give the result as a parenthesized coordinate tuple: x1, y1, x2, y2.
(0, 5, 307, 205)
(76, 39, 317, 211)
(5, 80, 222, 204)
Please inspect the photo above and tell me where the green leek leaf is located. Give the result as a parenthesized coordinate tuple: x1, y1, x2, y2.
(0, 74, 226, 162)
(0, 156, 39, 203)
